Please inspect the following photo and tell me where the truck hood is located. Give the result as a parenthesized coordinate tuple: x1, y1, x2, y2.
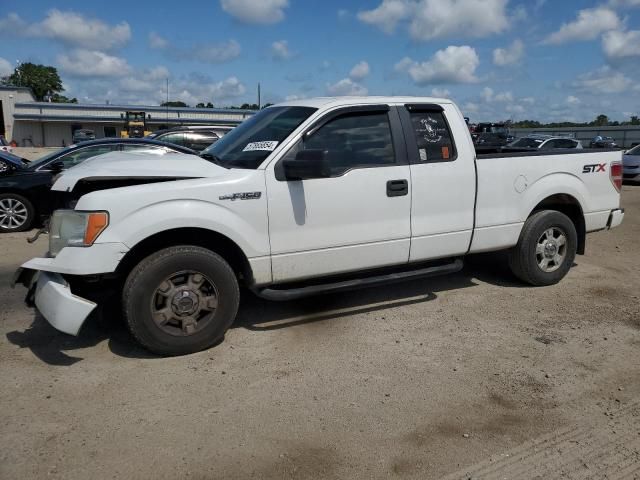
(52, 151, 230, 192)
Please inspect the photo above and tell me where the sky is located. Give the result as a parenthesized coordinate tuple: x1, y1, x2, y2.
(0, 0, 639, 122)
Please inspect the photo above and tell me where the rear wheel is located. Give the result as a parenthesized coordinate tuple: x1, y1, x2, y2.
(0, 193, 34, 233)
(123, 246, 240, 356)
(509, 210, 577, 286)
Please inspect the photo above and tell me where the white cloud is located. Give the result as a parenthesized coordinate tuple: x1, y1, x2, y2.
(357, 0, 413, 34)
(521, 97, 535, 105)
(505, 104, 525, 114)
(0, 57, 13, 77)
(572, 66, 633, 94)
(481, 87, 494, 102)
(349, 61, 370, 81)
(494, 91, 514, 102)
(326, 78, 368, 96)
(602, 30, 640, 59)
(119, 67, 170, 93)
(337, 9, 350, 20)
(0, 10, 131, 50)
(358, 0, 510, 40)
(608, 0, 640, 6)
(151, 38, 241, 64)
(58, 49, 131, 77)
(220, 0, 289, 24)
(148, 32, 168, 49)
(566, 95, 581, 105)
(396, 46, 480, 85)
(271, 40, 292, 60)
(493, 39, 524, 66)
(431, 88, 451, 98)
(192, 40, 242, 64)
(544, 7, 620, 44)
(285, 94, 306, 101)
(463, 102, 479, 113)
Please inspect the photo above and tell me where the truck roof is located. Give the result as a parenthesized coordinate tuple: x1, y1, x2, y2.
(275, 96, 454, 109)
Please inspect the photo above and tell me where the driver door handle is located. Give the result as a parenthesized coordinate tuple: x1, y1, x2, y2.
(387, 179, 408, 197)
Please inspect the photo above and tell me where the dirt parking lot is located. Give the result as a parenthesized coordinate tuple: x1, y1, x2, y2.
(1, 186, 638, 480)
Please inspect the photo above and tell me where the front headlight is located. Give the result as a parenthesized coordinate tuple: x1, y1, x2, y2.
(49, 210, 109, 257)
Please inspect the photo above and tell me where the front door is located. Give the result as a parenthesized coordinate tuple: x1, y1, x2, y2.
(265, 106, 411, 283)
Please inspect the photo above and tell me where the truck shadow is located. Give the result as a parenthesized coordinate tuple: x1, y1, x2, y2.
(6, 252, 533, 365)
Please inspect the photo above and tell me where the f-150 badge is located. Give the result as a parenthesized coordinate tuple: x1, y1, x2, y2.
(219, 192, 262, 201)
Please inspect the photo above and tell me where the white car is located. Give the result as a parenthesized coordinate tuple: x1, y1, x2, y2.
(623, 144, 640, 182)
(508, 134, 583, 151)
(15, 96, 625, 356)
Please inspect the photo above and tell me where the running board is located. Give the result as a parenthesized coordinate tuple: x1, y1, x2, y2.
(253, 259, 464, 301)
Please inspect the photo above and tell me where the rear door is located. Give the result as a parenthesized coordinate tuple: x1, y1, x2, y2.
(266, 105, 411, 282)
(398, 104, 476, 261)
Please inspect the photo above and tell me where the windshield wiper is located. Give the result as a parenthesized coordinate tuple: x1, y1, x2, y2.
(200, 153, 229, 169)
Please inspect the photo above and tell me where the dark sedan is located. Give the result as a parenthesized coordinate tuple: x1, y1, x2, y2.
(0, 138, 196, 233)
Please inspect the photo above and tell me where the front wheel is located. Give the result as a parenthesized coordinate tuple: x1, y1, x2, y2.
(123, 246, 240, 356)
(0, 193, 35, 233)
(509, 210, 577, 286)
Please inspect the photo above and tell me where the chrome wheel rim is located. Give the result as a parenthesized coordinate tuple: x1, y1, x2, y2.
(0, 161, 9, 173)
(150, 270, 219, 337)
(536, 227, 567, 273)
(0, 198, 28, 230)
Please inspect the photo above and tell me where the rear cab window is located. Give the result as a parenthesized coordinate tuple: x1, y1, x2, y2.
(401, 104, 457, 163)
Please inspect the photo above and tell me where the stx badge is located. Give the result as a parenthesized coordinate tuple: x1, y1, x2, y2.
(583, 164, 606, 173)
(219, 192, 262, 201)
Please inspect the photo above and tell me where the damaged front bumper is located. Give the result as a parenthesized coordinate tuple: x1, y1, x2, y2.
(13, 268, 97, 336)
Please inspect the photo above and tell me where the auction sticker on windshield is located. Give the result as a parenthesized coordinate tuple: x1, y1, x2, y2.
(243, 141, 279, 152)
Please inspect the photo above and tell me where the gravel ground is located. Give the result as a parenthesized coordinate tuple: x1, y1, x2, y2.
(0, 186, 638, 480)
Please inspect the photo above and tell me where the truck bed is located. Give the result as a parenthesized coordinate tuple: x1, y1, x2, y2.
(469, 148, 623, 253)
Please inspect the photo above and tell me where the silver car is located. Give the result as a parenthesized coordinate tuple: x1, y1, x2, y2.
(623, 144, 640, 182)
(508, 134, 583, 150)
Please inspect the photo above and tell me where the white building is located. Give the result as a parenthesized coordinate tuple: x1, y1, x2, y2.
(0, 86, 254, 147)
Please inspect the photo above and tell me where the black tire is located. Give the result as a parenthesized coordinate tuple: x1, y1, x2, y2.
(123, 246, 240, 356)
(508, 210, 577, 286)
(0, 193, 35, 233)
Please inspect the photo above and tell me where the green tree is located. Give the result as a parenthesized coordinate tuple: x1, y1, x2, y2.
(50, 93, 78, 103)
(2, 62, 64, 101)
(592, 114, 609, 126)
(630, 116, 640, 126)
(161, 101, 188, 107)
(196, 102, 205, 108)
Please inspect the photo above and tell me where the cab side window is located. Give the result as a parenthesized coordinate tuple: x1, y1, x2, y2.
(303, 111, 395, 176)
(407, 111, 456, 162)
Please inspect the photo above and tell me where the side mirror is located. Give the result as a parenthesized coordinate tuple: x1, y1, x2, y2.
(49, 161, 65, 172)
(282, 149, 331, 180)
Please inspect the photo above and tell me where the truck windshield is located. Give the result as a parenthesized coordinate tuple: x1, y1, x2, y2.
(200, 106, 317, 169)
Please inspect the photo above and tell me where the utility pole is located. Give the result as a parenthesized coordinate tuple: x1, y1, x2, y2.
(257, 82, 261, 110)
(166, 77, 169, 123)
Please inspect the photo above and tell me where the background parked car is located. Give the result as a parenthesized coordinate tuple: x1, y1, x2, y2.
(506, 135, 583, 151)
(147, 125, 233, 152)
(0, 151, 28, 175)
(589, 135, 618, 149)
(72, 129, 96, 144)
(623, 144, 640, 183)
(0, 138, 195, 233)
(0, 136, 14, 154)
(472, 123, 514, 149)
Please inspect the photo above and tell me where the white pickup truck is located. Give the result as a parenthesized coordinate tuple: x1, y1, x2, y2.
(14, 97, 625, 356)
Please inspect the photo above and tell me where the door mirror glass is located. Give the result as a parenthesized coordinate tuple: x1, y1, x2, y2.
(283, 149, 331, 180)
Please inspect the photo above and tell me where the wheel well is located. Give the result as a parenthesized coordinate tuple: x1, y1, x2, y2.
(531, 194, 586, 255)
(116, 228, 254, 284)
